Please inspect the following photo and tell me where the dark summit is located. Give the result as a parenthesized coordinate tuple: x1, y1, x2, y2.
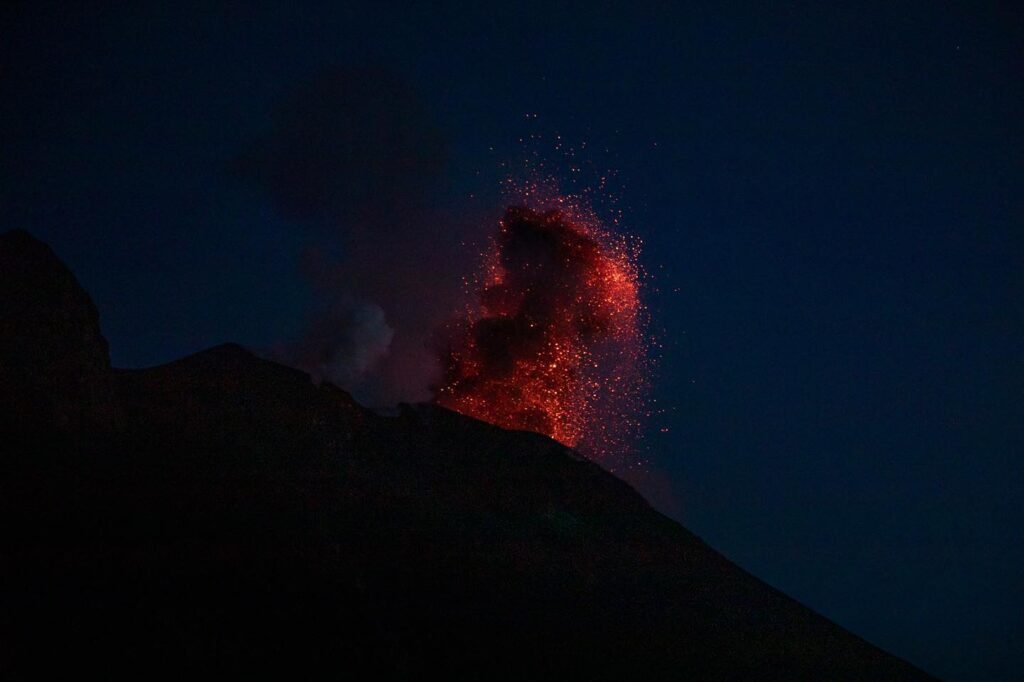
(0, 230, 932, 679)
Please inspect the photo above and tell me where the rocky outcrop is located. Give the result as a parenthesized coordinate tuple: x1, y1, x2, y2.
(0, 229, 119, 436)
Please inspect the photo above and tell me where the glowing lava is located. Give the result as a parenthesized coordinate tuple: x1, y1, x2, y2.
(436, 201, 647, 464)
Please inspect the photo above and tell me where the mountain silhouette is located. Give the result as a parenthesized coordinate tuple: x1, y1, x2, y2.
(0, 229, 933, 679)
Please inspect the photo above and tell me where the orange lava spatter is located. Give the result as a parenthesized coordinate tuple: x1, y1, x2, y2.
(436, 199, 647, 465)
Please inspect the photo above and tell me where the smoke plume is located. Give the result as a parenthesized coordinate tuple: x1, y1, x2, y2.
(236, 66, 475, 403)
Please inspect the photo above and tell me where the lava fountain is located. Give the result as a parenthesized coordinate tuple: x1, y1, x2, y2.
(436, 199, 648, 465)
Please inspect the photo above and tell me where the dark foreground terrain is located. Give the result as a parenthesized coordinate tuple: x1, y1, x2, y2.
(0, 229, 933, 679)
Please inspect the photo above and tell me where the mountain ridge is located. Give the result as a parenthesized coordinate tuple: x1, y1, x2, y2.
(0, 229, 935, 679)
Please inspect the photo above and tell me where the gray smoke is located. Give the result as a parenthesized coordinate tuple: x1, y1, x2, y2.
(280, 296, 394, 388)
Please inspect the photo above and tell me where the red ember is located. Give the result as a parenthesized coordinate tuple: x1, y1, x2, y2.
(436, 201, 647, 464)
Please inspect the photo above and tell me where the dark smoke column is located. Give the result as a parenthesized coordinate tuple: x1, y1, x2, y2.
(436, 205, 647, 464)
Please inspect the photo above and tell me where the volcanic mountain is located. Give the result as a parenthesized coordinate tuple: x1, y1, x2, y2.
(0, 229, 933, 679)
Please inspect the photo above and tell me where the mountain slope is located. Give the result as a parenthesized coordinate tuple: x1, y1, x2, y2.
(0, 229, 933, 679)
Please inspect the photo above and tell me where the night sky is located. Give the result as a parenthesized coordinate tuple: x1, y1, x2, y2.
(3, 3, 1021, 679)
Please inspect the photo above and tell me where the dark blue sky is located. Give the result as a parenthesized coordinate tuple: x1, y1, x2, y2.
(3, 2, 1021, 678)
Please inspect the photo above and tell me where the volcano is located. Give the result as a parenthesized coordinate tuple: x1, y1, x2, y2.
(0, 229, 932, 679)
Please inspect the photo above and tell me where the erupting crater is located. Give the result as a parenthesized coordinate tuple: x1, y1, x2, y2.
(436, 203, 647, 465)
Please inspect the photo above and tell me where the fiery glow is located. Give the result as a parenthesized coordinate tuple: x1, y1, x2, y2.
(436, 190, 648, 465)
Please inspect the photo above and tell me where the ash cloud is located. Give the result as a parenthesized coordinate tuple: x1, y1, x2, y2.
(236, 66, 475, 404)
